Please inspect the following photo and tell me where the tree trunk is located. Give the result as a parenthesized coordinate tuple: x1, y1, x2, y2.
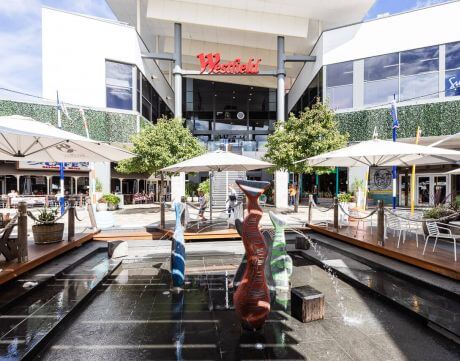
(294, 173, 301, 213)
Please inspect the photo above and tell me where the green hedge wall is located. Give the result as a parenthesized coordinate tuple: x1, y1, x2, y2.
(0, 100, 141, 143)
(336, 99, 460, 142)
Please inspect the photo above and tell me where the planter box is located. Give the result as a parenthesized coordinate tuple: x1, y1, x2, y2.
(97, 203, 108, 212)
(32, 223, 64, 244)
(107, 203, 118, 211)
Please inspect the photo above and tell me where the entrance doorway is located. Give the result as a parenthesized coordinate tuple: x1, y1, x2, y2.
(399, 174, 450, 206)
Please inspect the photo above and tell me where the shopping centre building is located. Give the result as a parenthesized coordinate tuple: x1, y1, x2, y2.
(1, 0, 460, 208)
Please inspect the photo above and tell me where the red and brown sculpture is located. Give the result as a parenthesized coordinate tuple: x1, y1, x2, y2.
(233, 179, 271, 331)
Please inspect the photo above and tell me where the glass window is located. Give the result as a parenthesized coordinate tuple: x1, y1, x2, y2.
(446, 69, 460, 97)
(364, 78, 398, 105)
(106, 61, 133, 110)
(326, 85, 353, 110)
(400, 46, 439, 76)
(106, 87, 132, 110)
(364, 53, 398, 81)
(326, 62, 353, 87)
(106, 61, 132, 88)
(446, 41, 460, 71)
(400, 72, 438, 101)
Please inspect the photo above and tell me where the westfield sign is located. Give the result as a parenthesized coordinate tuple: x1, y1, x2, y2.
(197, 53, 261, 75)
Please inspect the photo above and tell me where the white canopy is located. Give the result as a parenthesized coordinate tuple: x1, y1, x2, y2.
(444, 168, 460, 175)
(0, 115, 134, 162)
(303, 139, 460, 167)
(160, 150, 273, 172)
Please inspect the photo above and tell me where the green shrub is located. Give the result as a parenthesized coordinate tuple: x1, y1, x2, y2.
(198, 179, 210, 195)
(185, 182, 199, 197)
(101, 193, 120, 205)
(423, 205, 455, 219)
(338, 193, 352, 203)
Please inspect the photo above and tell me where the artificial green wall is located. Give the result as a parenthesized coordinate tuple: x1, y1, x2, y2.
(336, 99, 460, 142)
(0, 100, 148, 143)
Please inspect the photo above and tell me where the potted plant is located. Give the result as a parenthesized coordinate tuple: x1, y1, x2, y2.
(32, 207, 64, 244)
(422, 205, 459, 235)
(97, 197, 108, 211)
(103, 193, 120, 211)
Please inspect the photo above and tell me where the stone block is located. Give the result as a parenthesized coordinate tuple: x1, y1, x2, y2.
(108, 240, 128, 259)
(291, 285, 325, 323)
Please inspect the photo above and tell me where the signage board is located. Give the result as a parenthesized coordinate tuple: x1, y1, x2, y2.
(18, 161, 90, 171)
(197, 53, 261, 75)
(369, 167, 392, 192)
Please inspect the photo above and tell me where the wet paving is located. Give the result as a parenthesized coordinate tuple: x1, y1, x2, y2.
(0, 251, 120, 361)
(32, 252, 460, 361)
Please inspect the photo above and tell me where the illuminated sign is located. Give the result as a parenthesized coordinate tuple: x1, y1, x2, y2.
(197, 53, 261, 75)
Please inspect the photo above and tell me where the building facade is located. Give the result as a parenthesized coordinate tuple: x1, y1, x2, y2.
(2, 1, 460, 207)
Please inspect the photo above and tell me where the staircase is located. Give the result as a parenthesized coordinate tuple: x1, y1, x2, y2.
(211, 171, 246, 208)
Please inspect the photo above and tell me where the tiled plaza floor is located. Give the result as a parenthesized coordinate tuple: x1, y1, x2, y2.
(35, 252, 460, 361)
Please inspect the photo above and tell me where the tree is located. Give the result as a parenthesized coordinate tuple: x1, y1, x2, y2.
(116, 117, 205, 175)
(264, 101, 348, 212)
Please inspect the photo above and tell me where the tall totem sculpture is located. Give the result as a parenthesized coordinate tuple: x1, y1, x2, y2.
(233, 179, 271, 331)
(269, 211, 293, 309)
(171, 201, 186, 289)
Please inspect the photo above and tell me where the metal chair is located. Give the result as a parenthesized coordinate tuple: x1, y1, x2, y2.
(423, 221, 458, 262)
(385, 213, 407, 247)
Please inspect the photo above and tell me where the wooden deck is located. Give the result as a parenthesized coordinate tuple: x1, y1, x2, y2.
(0, 232, 97, 285)
(309, 223, 460, 280)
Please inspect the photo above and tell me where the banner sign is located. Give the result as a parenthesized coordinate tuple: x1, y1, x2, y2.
(369, 167, 392, 192)
(197, 53, 261, 74)
(18, 161, 90, 171)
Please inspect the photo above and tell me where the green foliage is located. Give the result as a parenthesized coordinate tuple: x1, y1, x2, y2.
(351, 178, 365, 195)
(116, 117, 205, 175)
(423, 205, 456, 219)
(185, 182, 199, 197)
(36, 207, 59, 224)
(337, 193, 352, 203)
(198, 179, 210, 195)
(95, 178, 103, 192)
(101, 193, 120, 205)
(336, 99, 460, 141)
(264, 101, 348, 174)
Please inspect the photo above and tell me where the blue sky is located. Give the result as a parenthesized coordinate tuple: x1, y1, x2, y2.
(0, 0, 453, 98)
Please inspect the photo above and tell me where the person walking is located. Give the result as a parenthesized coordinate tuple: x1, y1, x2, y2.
(198, 191, 208, 221)
(288, 184, 297, 207)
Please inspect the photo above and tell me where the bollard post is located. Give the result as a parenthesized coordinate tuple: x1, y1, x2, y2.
(17, 201, 28, 263)
(333, 197, 339, 230)
(160, 172, 165, 229)
(68, 197, 76, 242)
(308, 194, 313, 224)
(377, 200, 385, 246)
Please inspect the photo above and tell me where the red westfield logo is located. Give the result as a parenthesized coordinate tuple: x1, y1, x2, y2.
(197, 53, 261, 74)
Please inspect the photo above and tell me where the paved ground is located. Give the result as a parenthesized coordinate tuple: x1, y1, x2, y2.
(34, 240, 460, 361)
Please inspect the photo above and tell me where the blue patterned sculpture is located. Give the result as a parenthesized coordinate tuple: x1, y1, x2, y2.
(269, 211, 293, 308)
(172, 201, 186, 288)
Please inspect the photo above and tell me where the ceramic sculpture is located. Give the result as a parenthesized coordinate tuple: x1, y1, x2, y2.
(233, 179, 271, 330)
(269, 211, 293, 308)
(171, 201, 186, 288)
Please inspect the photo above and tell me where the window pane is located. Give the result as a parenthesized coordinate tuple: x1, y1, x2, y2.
(400, 46, 439, 76)
(364, 53, 399, 81)
(446, 42, 460, 70)
(446, 69, 460, 97)
(142, 97, 152, 121)
(364, 78, 398, 105)
(400, 72, 438, 101)
(326, 85, 353, 109)
(106, 86, 133, 110)
(326, 62, 353, 87)
(106, 61, 132, 88)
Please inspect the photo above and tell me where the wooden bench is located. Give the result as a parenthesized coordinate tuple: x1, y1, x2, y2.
(291, 285, 325, 323)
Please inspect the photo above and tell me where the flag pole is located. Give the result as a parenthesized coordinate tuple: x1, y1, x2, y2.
(410, 127, 421, 214)
(390, 95, 399, 210)
(56, 91, 65, 215)
(79, 108, 96, 204)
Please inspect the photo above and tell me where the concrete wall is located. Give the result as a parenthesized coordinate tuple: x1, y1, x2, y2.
(42, 7, 173, 111)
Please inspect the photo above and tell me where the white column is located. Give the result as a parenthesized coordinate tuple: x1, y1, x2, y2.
(46, 176, 50, 195)
(93, 162, 111, 194)
(16, 175, 20, 193)
(171, 172, 185, 202)
(275, 171, 289, 209)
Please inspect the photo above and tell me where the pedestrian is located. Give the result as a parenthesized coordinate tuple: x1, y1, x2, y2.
(226, 185, 238, 218)
(198, 191, 208, 221)
(289, 183, 297, 206)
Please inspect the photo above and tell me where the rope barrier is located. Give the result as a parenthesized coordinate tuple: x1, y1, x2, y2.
(338, 204, 378, 220)
(74, 208, 84, 222)
(310, 199, 335, 213)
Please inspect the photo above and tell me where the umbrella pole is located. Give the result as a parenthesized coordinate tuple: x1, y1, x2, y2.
(56, 91, 65, 215)
(160, 172, 165, 229)
(209, 171, 213, 221)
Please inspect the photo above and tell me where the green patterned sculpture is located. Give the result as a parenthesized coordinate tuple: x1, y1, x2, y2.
(269, 211, 293, 308)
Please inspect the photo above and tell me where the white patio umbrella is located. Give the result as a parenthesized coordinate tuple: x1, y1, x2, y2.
(160, 150, 273, 223)
(302, 139, 460, 167)
(161, 149, 273, 172)
(0, 115, 134, 162)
